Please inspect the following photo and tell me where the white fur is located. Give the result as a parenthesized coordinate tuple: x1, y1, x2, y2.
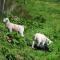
(32, 33, 53, 48)
(3, 18, 24, 37)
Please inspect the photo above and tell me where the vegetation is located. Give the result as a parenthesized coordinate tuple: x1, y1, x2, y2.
(0, 0, 60, 60)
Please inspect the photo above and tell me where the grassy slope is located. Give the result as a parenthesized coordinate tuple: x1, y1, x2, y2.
(0, 0, 60, 60)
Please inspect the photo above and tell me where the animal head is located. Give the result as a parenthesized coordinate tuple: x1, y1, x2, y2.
(3, 18, 10, 23)
(48, 40, 53, 45)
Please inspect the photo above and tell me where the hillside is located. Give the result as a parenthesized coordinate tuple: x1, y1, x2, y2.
(0, 0, 60, 60)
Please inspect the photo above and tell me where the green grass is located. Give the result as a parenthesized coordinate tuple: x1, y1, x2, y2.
(0, 0, 60, 60)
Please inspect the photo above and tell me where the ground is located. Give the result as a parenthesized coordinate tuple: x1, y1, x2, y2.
(0, 0, 60, 60)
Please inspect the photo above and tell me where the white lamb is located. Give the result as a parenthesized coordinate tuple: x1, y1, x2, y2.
(3, 18, 24, 37)
(32, 33, 53, 48)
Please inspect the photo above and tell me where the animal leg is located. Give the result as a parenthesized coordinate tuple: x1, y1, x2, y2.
(32, 41, 35, 48)
(9, 28, 12, 32)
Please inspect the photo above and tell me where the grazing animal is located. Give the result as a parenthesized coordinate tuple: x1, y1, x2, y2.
(32, 33, 53, 48)
(3, 18, 24, 37)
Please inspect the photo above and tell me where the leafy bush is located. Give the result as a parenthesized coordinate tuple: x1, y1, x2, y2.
(1, 47, 9, 56)
(6, 53, 16, 60)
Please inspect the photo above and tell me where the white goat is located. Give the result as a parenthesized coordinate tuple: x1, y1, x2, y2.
(32, 33, 53, 48)
(3, 18, 24, 37)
